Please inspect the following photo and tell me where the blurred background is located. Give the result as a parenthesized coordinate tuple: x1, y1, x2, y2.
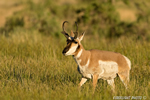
(0, 0, 150, 40)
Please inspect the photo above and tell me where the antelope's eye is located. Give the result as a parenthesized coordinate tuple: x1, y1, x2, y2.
(74, 41, 78, 44)
(66, 40, 71, 44)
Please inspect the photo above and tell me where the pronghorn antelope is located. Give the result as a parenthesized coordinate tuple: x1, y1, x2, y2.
(61, 21, 131, 92)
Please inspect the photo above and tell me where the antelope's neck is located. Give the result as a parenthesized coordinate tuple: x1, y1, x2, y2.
(74, 49, 83, 59)
(73, 45, 91, 65)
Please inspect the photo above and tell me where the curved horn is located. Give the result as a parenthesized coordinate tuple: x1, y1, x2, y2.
(74, 21, 78, 39)
(61, 21, 70, 38)
(62, 21, 68, 31)
(75, 21, 78, 32)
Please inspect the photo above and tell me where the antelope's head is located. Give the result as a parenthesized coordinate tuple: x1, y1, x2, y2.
(62, 21, 85, 56)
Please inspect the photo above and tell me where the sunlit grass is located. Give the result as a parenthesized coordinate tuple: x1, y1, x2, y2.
(0, 31, 149, 100)
(0, 0, 150, 99)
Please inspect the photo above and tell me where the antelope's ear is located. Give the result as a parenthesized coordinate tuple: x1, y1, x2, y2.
(78, 31, 85, 41)
(70, 30, 74, 37)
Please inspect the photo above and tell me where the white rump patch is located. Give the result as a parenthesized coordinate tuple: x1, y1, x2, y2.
(123, 55, 131, 70)
(65, 45, 78, 55)
(98, 60, 118, 80)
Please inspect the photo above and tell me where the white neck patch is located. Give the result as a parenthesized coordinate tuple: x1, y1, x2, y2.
(76, 49, 83, 58)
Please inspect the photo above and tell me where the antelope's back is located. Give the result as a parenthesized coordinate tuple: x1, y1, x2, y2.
(89, 49, 130, 71)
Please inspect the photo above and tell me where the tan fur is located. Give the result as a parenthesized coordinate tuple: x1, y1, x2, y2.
(62, 29, 131, 93)
(93, 74, 99, 93)
(74, 44, 130, 74)
(73, 43, 131, 92)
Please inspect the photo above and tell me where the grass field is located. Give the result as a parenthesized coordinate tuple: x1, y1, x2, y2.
(0, 30, 149, 100)
(0, 0, 150, 100)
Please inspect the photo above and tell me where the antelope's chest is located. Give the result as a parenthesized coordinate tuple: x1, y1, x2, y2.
(77, 65, 92, 79)
(75, 58, 92, 79)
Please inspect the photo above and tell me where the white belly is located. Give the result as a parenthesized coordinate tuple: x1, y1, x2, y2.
(98, 60, 118, 80)
(76, 59, 118, 80)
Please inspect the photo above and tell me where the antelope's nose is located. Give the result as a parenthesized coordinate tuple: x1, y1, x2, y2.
(62, 47, 69, 55)
(62, 50, 66, 55)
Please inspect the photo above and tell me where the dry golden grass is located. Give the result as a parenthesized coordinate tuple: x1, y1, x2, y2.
(0, 0, 149, 99)
(0, 31, 149, 100)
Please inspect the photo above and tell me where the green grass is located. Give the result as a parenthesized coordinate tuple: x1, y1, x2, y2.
(0, 0, 150, 99)
(0, 31, 149, 100)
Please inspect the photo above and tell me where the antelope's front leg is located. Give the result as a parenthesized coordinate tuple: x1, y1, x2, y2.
(92, 74, 99, 93)
(78, 77, 87, 89)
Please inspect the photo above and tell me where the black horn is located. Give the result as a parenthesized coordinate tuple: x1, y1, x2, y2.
(74, 21, 78, 39)
(61, 21, 70, 38)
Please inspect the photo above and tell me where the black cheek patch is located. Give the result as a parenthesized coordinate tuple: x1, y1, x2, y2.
(62, 43, 71, 54)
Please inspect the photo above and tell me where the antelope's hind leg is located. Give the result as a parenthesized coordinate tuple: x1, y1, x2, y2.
(118, 70, 130, 89)
(107, 78, 115, 93)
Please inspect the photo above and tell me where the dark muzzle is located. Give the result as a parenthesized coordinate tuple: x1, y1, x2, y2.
(62, 47, 69, 55)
